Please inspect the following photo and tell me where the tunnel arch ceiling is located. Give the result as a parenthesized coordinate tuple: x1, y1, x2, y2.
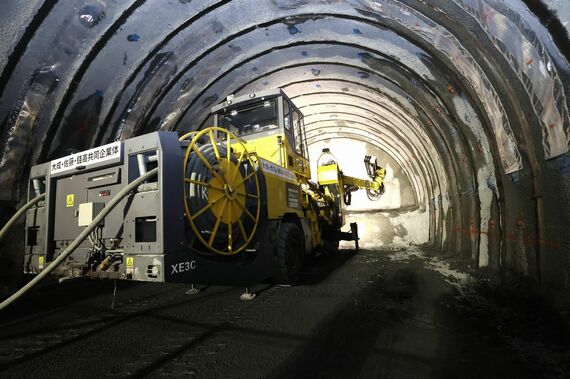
(0, 0, 569, 305)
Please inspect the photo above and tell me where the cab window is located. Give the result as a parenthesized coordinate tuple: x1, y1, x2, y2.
(283, 100, 295, 150)
(293, 110, 304, 156)
(300, 116, 309, 158)
(218, 99, 278, 137)
(283, 100, 291, 131)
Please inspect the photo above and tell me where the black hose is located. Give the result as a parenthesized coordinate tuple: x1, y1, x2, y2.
(186, 143, 259, 253)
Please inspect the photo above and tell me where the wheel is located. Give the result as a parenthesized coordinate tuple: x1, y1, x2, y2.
(322, 232, 339, 256)
(273, 222, 304, 285)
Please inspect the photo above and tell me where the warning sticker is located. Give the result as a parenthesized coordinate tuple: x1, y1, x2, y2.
(126, 257, 134, 268)
(66, 194, 74, 207)
(38, 256, 44, 270)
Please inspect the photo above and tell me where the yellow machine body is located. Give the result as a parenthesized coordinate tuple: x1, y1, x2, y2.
(198, 88, 386, 256)
(229, 134, 305, 221)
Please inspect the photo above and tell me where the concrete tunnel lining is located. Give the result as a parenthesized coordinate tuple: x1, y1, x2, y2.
(0, 0, 569, 312)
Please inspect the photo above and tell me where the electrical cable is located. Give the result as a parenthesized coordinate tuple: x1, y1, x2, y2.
(0, 193, 46, 243)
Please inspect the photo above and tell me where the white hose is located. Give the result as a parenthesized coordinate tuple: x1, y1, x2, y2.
(0, 193, 46, 242)
(0, 167, 159, 311)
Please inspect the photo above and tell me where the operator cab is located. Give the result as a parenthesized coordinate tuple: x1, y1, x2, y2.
(211, 89, 310, 178)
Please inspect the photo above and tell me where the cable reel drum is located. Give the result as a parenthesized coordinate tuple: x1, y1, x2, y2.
(181, 127, 262, 256)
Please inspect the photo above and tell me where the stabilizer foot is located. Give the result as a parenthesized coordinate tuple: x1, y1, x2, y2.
(350, 222, 360, 252)
(240, 288, 256, 301)
(185, 284, 201, 295)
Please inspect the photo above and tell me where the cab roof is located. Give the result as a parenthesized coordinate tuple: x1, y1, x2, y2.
(211, 89, 291, 115)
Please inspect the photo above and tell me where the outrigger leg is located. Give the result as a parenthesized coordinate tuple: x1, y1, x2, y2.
(240, 287, 256, 301)
(185, 284, 201, 295)
(337, 222, 360, 252)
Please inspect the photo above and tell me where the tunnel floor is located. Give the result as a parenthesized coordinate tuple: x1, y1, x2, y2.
(0, 247, 568, 378)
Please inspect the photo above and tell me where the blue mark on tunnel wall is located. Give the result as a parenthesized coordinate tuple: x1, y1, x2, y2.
(352, 28, 362, 35)
(228, 44, 242, 52)
(288, 25, 300, 35)
(212, 20, 224, 34)
(127, 34, 140, 42)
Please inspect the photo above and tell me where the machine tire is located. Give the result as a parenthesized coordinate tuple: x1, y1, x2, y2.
(273, 222, 304, 285)
(323, 233, 339, 256)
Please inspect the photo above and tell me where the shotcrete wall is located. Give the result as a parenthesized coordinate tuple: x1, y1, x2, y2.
(0, 0, 568, 310)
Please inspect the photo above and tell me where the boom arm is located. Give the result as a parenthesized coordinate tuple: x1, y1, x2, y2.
(341, 155, 386, 203)
(317, 153, 386, 208)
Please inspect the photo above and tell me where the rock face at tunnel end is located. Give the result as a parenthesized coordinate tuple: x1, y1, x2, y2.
(0, 0, 569, 313)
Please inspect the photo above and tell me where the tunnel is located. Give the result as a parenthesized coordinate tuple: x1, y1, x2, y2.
(0, 0, 569, 377)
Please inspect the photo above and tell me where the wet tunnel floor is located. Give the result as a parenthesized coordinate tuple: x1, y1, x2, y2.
(0, 247, 569, 379)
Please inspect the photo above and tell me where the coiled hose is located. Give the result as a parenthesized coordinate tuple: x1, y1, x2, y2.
(185, 143, 260, 254)
(0, 167, 159, 311)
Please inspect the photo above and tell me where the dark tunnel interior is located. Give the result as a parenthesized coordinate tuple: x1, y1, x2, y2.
(0, 0, 569, 314)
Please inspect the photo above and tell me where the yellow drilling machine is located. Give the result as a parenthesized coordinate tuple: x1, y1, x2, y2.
(19, 89, 386, 290)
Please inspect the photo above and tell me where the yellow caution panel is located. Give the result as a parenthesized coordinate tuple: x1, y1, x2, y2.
(66, 194, 74, 207)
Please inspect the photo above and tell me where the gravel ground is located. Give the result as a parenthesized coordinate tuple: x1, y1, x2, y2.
(0, 247, 569, 378)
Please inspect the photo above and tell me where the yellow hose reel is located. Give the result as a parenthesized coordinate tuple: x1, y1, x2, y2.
(180, 127, 261, 255)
